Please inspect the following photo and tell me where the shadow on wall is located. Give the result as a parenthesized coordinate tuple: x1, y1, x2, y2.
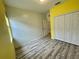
(13, 38, 22, 49)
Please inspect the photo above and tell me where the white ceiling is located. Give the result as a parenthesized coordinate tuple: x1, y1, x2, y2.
(4, 0, 63, 13)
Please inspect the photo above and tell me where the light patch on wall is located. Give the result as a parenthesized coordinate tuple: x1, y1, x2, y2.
(40, 0, 45, 2)
(5, 15, 13, 43)
(5, 15, 9, 27)
(35, 0, 49, 5)
(22, 14, 28, 18)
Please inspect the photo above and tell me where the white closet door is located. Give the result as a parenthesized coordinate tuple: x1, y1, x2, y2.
(54, 15, 64, 41)
(54, 12, 79, 45)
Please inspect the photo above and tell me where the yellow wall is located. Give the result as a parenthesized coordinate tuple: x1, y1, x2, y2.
(50, 0, 79, 39)
(0, 0, 16, 59)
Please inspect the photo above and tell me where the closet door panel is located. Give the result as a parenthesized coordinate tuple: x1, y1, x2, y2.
(54, 16, 64, 41)
(72, 12, 79, 45)
(54, 16, 61, 39)
(76, 12, 79, 45)
(71, 13, 77, 44)
(64, 14, 70, 42)
(64, 14, 72, 43)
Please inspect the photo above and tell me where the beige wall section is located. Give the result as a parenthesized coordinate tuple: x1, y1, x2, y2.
(6, 6, 49, 48)
(0, 0, 15, 59)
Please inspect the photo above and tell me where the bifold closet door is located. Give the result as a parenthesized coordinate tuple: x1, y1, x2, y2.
(54, 12, 79, 45)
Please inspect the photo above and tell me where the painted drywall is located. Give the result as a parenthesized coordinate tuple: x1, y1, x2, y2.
(0, 0, 15, 59)
(6, 6, 49, 48)
(50, 0, 79, 39)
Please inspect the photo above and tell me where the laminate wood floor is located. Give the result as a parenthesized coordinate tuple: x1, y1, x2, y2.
(16, 35, 79, 59)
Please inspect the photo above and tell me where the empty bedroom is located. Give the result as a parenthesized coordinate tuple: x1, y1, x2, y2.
(0, 0, 79, 59)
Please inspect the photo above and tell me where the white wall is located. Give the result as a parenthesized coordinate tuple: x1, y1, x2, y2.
(7, 6, 49, 48)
